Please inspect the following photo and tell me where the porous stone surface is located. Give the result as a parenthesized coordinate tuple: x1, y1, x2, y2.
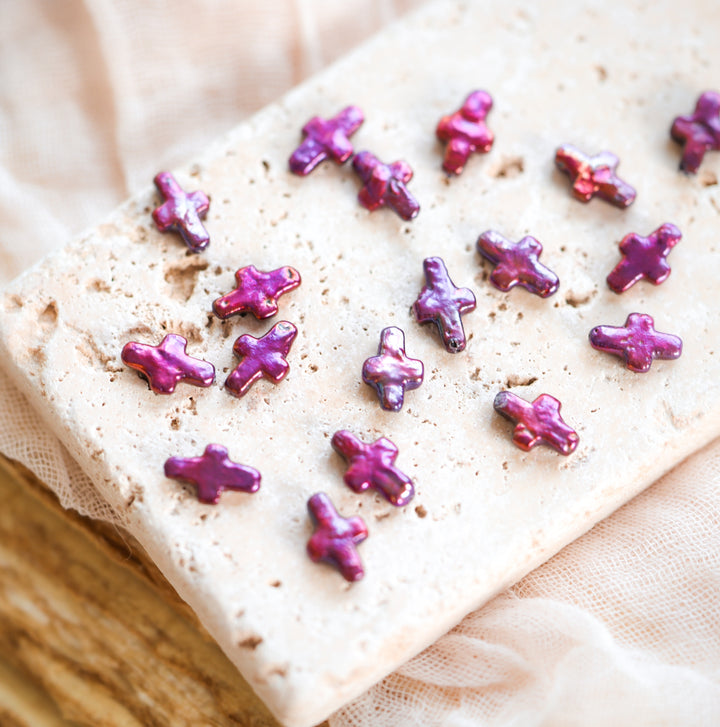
(1, 1, 720, 725)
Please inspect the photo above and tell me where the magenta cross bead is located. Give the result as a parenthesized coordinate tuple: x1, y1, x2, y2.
(413, 257, 476, 352)
(494, 391, 579, 456)
(213, 265, 301, 320)
(352, 151, 420, 221)
(436, 90, 494, 175)
(589, 313, 682, 373)
(362, 327, 424, 412)
(477, 230, 559, 298)
(606, 223, 681, 293)
(331, 430, 414, 507)
(555, 144, 636, 208)
(152, 172, 210, 252)
(225, 321, 297, 398)
(671, 91, 720, 174)
(164, 444, 261, 504)
(289, 106, 364, 176)
(121, 334, 215, 394)
(306, 492, 368, 582)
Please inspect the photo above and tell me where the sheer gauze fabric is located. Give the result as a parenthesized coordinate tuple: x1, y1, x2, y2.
(1, 2, 718, 726)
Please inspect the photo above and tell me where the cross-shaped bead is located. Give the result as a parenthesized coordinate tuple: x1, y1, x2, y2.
(413, 257, 476, 352)
(352, 151, 420, 220)
(494, 391, 579, 456)
(152, 172, 211, 252)
(306, 492, 368, 582)
(213, 264, 301, 320)
(555, 144, 636, 208)
(671, 91, 720, 174)
(121, 333, 215, 394)
(606, 223, 681, 293)
(289, 106, 364, 176)
(225, 321, 297, 398)
(331, 430, 414, 507)
(589, 313, 682, 373)
(436, 90, 494, 175)
(164, 444, 261, 504)
(477, 230, 559, 298)
(362, 327, 424, 412)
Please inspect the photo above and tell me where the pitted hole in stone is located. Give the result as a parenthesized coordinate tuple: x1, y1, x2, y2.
(169, 321, 203, 346)
(5, 294, 23, 310)
(505, 374, 538, 388)
(565, 288, 597, 308)
(238, 635, 263, 650)
(88, 278, 111, 293)
(164, 258, 209, 302)
(487, 156, 525, 179)
(39, 300, 58, 327)
(594, 65, 608, 82)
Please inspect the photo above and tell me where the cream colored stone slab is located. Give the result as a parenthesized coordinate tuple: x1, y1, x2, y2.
(1, 1, 720, 725)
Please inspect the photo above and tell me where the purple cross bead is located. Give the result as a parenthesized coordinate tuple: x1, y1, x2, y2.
(289, 106, 364, 176)
(436, 90, 494, 175)
(121, 334, 215, 394)
(306, 492, 368, 582)
(352, 151, 420, 221)
(362, 327, 424, 412)
(331, 430, 414, 507)
(413, 257, 476, 352)
(589, 313, 682, 373)
(213, 265, 301, 320)
(555, 144, 636, 208)
(494, 391, 579, 456)
(477, 230, 559, 298)
(606, 223, 681, 294)
(671, 91, 720, 174)
(152, 172, 210, 252)
(164, 444, 261, 504)
(225, 321, 297, 398)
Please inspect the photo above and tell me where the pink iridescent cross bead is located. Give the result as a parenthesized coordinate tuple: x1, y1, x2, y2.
(152, 172, 211, 252)
(477, 230, 559, 298)
(121, 334, 215, 394)
(494, 391, 579, 456)
(413, 257, 476, 352)
(164, 444, 261, 504)
(225, 321, 297, 398)
(362, 327, 424, 412)
(306, 492, 368, 582)
(671, 91, 720, 174)
(289, 106, 364, 175)
(331, 430, 414, 507)
(555, 144, 636, 208)
(606, 223, 681, 293)
(213, 265, 301, 320)
(436, 90, 494, 175)
(352, 151, 420, 221)
(589, 313, 682, 373)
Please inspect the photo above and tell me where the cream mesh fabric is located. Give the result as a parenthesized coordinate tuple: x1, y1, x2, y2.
(1, 2, 718, 725)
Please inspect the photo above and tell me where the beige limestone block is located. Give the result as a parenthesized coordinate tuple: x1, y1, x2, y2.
(1, 1, 719, 724)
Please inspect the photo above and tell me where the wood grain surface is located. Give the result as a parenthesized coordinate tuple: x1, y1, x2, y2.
(0, 457, 324, 727)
